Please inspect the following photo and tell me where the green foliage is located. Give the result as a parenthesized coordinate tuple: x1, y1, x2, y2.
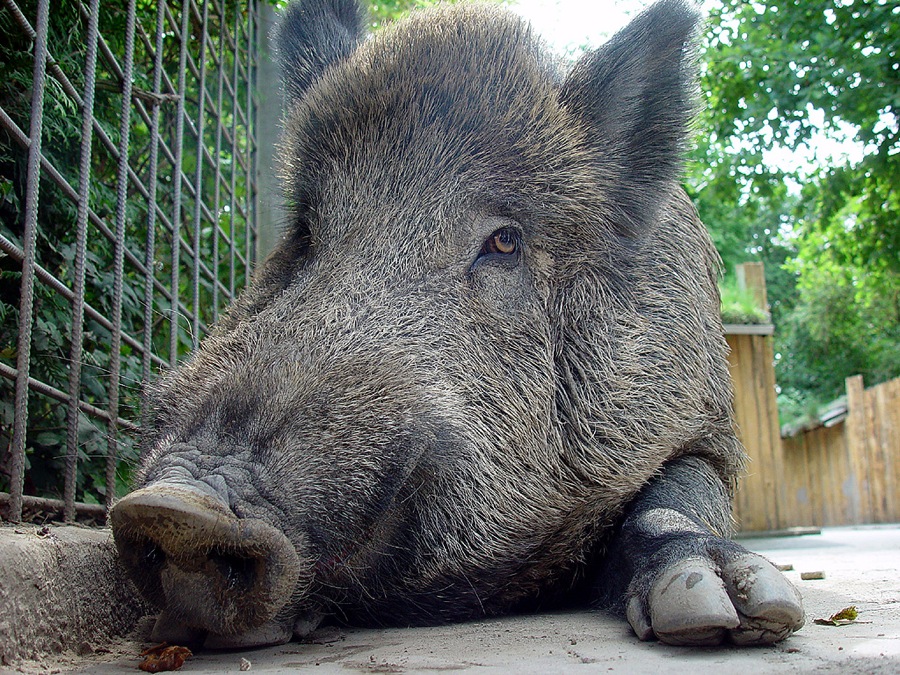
(719, 281, 769, 326)
(692, 0, 900, 422)
(368, 1, 439, 27)
(777, 236, 900, 403)
(366, 0, 502, 27)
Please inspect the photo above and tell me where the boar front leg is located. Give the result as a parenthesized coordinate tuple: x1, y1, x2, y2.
(598, 455, 805, 646)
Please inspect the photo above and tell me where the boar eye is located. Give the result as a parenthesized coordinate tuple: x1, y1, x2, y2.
(478, 227, 520, 260)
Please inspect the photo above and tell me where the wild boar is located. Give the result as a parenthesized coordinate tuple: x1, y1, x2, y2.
(110, 0, 804, 650)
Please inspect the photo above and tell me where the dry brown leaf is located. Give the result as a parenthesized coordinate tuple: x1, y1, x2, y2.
(813, 606, 859, 627)
(138, 643, 193, 672)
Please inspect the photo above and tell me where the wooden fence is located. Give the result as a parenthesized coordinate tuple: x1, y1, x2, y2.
(725, 328, 785, 532)
(723, 262, 899, 531)
(781, 376, 900, 527)
(730, 370, 900, 531)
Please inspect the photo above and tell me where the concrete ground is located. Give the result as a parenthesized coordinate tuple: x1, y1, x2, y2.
(19, 524, 900, 674)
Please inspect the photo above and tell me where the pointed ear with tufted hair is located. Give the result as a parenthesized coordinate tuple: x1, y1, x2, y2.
(560, 0, 700, 236)
(275, 0, 368, 103)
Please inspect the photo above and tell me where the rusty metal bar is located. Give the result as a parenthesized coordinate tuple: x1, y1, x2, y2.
(0, 493, 107, 523)
(245, 2, 258, 273)
(104, 0, 139, 511)
(63, 0, 103, 523)
(211, 0, 228, 322)
(168, 0, 192, 364)
(141, 0, 168, 386)
(228, 0, 241, 298)
(9, 0, 51, 524)
(191, 0, 211, 350)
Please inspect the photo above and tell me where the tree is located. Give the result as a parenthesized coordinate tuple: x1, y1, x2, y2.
(691, 0, 899, 415)
(367, 0, 473, 27)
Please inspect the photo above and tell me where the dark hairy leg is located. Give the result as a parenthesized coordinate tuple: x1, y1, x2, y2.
(597, 455, 805, 646)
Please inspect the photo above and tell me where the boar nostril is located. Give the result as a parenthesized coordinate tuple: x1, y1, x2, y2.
(210, 549, 257, 590)
(144, 541, 165, 570)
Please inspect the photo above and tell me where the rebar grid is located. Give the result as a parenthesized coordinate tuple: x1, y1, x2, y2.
(0, 0, 264, 523)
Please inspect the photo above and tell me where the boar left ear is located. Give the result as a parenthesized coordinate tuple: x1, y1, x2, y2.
(276, 0, 367, 103)
(561, 0, 700, 236)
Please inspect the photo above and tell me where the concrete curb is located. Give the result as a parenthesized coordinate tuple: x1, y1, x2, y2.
(0, 525, 150, 666)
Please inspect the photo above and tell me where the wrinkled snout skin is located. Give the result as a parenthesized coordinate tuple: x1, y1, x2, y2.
(111, 0, 805, 650)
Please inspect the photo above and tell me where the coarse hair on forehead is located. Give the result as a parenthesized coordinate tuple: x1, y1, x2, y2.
(286, 3, 564, 149)
(278, 4, 589, 242)
(277, 0, 702, 255)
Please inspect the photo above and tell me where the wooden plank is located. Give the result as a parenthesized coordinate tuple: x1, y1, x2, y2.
(725, 334, 747, 528)
(824, 424, 849, 527)
(800, 434, 815, 527)
(783, 434, 809, 527)
(823, 426, 838, 526)
(728, 335, 755, 530)
(824, 425, 845, 526)
(888, 380, 900, 522)
(740, 333, 767, 530)
(872, 380, 898, 521)
(756, 333, 786, 528)
(808, 427, 825, 526)
(832, 420, 857, 525)
(751, 334, 780, 530)
(809, 428, 826, 526)
(813, 428, 830, 526)
(864, 380, 887, 522)
(729, 333, 775, 531)
(780, 435, 798, 527)
(845, 375, 871, 522)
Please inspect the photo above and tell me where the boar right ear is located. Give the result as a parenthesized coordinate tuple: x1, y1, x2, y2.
(276, 0, 367, 103)
(560, 0, 700, 236)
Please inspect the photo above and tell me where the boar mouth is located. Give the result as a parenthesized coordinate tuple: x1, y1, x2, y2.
(110, 483, 305, 638)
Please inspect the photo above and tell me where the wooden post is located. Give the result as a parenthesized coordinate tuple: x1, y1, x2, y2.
(735, 262, 770, 320)
(845, 375, 867, 524)
(727, 262, 786, 531)
(874, 382, 897, 521)
(885, 378, 900, 522)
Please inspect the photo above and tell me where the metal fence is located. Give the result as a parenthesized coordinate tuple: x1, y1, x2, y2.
(0, 0, 272, 523)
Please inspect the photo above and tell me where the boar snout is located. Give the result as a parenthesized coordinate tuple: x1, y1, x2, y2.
(110, 482, 303, 642)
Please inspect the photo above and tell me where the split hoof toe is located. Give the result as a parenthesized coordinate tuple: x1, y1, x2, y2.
(648, 557, 739, 646)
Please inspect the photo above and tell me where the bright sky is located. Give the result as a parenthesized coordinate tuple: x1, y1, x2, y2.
(510, 0, 649, 57)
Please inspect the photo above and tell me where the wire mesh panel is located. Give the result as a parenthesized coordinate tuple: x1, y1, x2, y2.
(0, 0, 264, 523)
